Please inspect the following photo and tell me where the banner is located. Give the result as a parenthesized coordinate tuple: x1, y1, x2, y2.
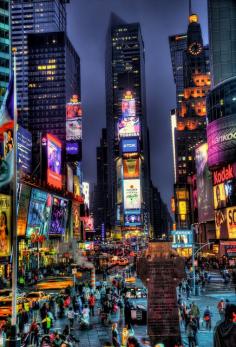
(47, 134, 62, 189)
(123, 159, 139, 179)
(123, 179, 141, 210)
(17, 184, 31, 236)
(213, 184, 226, 210)
(72, 202, 80, 238)
(49, 196, 68, 236)
(0, 194, 11, 257)
(226, 207, 236, 239)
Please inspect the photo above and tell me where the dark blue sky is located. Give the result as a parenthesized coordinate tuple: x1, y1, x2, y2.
(67, 0, 208, 208)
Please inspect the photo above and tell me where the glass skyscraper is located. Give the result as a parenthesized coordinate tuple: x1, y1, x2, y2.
(11, 0, 69, 127)
(0, 0, 10, 106)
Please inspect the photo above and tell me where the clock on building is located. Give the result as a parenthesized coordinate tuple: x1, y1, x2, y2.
(188, 42, 202, 56)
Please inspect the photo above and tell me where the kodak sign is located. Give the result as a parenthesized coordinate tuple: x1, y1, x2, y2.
(213, 164, 236, 185)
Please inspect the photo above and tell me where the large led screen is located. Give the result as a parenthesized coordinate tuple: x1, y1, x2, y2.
(26, 189, 52, 238)
(0, 194, 11, 257)
(225, 179, 236, 207)
(121, 138, 138, 153)
(124, 210, 141, 226)
(67, 165, 74, 193)
(123, 179, 141, 210)
(66, 118, 82, 140)
(196, 143, 214, 223)
(17, 184, 31, 237)
(118, 116, 140, 138)
(47, 134, 62, 189)
(213, 184, 226, 210)
(49, 196, 68, 236)
(122, 98, 136, 118)
(123, 159, 140, 179)
(83, 216, 94, 232)
(207, 114, 236, 167)
(17, 126, 32, 174)
(226, 207, 236, 239)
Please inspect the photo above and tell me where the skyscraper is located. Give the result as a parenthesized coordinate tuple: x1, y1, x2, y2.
(0, 0, 10, 106)
(170, 13, 211, 229)
(11, 0, 69, 127)
(208, 0, 236, 86)
(105, 14, 151, 237)
(27, 31, 80, 163)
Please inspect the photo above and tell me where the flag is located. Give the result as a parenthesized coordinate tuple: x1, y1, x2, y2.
(0, 75, 14, 188)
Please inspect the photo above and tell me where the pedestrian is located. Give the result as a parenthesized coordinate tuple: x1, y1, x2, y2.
(67, 307, 75, 329)
(126, 336, 141, 347)
(214, 304, 236, 347)
(186, 283, 191, 300)
(203, 306, 212, 330)
(42, 313, 51, 334)
(190, 302, 200, 329)
(186, 315, 198, 347)
(30, 320, 39, 346)
(111, 323, 121, 347)
(88, 293, 96, 316)
(217, 299, 225, 321)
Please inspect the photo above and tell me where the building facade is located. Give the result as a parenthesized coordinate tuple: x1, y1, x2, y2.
(0, 0, 10, 106)
(11, 0, 69, 127)
(170, 13, 211, 229)
(105, 14, 151, 238)
(208, 0, 236, 86)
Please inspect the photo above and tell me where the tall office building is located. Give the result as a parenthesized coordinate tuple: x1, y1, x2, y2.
(0, 0, 10, 106)
(170, 13, 211, 229)
(11, 0, 69, 127)
(208, 0, 236, 86)
(105, 14, 151, 237)
(27, 31, 80, 162)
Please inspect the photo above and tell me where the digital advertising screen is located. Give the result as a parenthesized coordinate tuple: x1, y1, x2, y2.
(0, 194, 11, 257)
(196, 143, 214, 223)
(225, 179, 236, 207)
(123, 179, 141, 210)
(117, 115, 140, 138)
(213, 184, 226, 210)
(66, 117, 82, 141)
(17, 184, 31, 237)
(49, 196, 68, 236)
(82, 182, 89, 208)
(83, 216, 94, 232)
(17, 126, 32, 174)
(47, 134, 62, 189)
(213, 163, 236, 185)
(66, 141, 82, 162)
(226, 207, 236, 239)
(26, 188, 52, 238)
(67, 165, 74, 193)
(215, 209, 228, 239)
(66, 95, 82, 118)
(123, 159, 140, 179)
(171, 230, 193, 248)
(72, 202, 80, 238)
(122, 98, 136, 118)
(74, 175, 80, 197)
(124, 210, 142, 226)
(121, 138, 138, 153)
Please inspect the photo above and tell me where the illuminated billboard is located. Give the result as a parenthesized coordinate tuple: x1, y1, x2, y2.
(213, 184, 226, 210)
(0, 194, 11, 257)
(215, 209, 228, 239)
(171, 230, 193, 248)
(226, 207, 236, 239)
(72, 202, 80, 238)
(17, 126, 32, 174)
(67, 165, 73, 193)
(123, 179, 141, 210)
(207, 114, 236, 168)
(122, 97, 136, 118)
(196, 143, 214, 223)
(66, 95, 82, 118)
(117, 115, 140, 138)
(17, 184, 31, 237)
(124, 210, 141, 226)
(66, 95, 82, 140)
(66, 140, 82, 161)
(225, 179, 236, 207)
(83, 216, 94, 232)
(46, 134, 62, 189)
(213, 163, 236, 185)
(82, 182, 89, 208)
(123, 159, 140, 179)
(49, 196, 68, 236)
(26, 189, 52, 238)
(121, 138, 138, 153)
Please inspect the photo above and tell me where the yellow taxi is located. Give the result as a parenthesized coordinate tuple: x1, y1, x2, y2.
(24, 291, 50, 307)
(36, 277, 73, 291)
(0, 298, 23, 318)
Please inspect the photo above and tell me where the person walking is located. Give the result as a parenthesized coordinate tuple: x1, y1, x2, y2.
(190, 302, 200, 329)
(186, 315, 198, 347)
(67, 307, 75, 330)
(88, 293, 96, 317)
(111, 323, 121, 347)
(217, 299, 225, 321)
(42, 313, 51, 334)
(203, 306, 212, 331)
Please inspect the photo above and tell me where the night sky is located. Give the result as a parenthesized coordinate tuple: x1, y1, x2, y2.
(67, 0, 208, 208)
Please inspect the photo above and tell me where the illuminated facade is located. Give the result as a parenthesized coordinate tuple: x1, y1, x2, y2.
(0, 0, 10, 106)
(11, 0, 69, 127)
(170, 13, 211, 229)
(27, 31, 80, 165)
(105, 15, 151, 236)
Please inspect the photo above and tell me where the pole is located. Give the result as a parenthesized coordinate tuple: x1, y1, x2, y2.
(6, 49, 21, 347)
(191, 225, 196, 296)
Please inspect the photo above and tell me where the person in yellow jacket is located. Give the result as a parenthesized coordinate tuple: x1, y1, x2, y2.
(42, 314, 51, 334)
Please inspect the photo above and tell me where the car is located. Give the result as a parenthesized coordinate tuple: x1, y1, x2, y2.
(0, 298, 24, 318)
(117, 258, 129, 266)
(0, 289, 26, 300)
(25, 291, 50, 306)
(36, 277, 73, 291)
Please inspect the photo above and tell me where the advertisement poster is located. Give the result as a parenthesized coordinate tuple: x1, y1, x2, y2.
(83, 216, 94, 231)
(17, 125, 32, 174)
(196, 143, 214, 223)
(74, 175, 80, 197)
(17, 184, 31, 237)
(124, 210, 141, 226)
(0, 194, 11, 257)
(49, 196, 68, 236)
(213, 184, 226, 209)
(67, 165, 73, 193)
(122, 98, 136, 118)
(123, 179, 141, 210)
(117, 115, 140, 138)
(66, 96, 82, 119)
(226, 207, 236, 239)
(47, 134, 62, 189)
(225, 179, 236, 207)
(0, 78, 14, 188)
(123, 159, 140, 179)
(72, 202, 80, 238)
(121, 138, 138, 153)
(215, 209, 228, 239)
(171, 230, 193, 248)
(26, 189, 52, 238)
(66, 118, 82, 140)
(82, 182, 89, 207)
